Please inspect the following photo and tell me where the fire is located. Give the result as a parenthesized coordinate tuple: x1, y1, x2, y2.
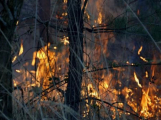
(81, 82, 101, 117)
(138, 46, 148, 62)
(19, 40, 23, 56)
(64, 0, 67, 3)
(140, 88, 153, 117)
(13, 80, 17, 87)
(12, 40, 23, 63)
(53, 46, 57, 50)
(122, 87, 138, 112)
(32, 43, 56, 88)
(140, 56, 148, 62)
(31, 42, 68, 99)
(145, 71, 148, 78)
(87, 84, 99, 97)
(62, 12, 67, 16)
(134, 72, 142, 88)
(97, 12, 102, 24)
(12, 2, 161, 119)
(12, 56, 17, 63)
(138, 46, 142, 55)
(62, 36, 69, 45)
(16, 70, 21, 73)
(16, 21, 19, 25)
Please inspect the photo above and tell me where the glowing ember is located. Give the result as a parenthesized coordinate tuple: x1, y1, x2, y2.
(134, 72, 142, 88)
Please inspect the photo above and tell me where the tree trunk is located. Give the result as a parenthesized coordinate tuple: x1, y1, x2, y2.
(0, 1, 23, 119)
(65, 0, 83, 119)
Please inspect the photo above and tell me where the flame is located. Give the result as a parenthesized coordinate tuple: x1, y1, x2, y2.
(64, 0, 67, 3)
(87, 84, 99, 97)
(13, 80, 17, 87)
(140, 88, 153, 118)
(12, 56, 17, 63)
(16, 21, 19, 25)
(134, 72, 142, 88)
(31, 42, 68, 99)
(97, 12, 102, 24)
(19, 40, 23, 56)
(138, 46, 148, 62)
(62, 36, 69, 45)
(145, 71, 148, 78)
(32, 43, 56, 88)
(16, 70, 21, 73)
(81, 83, 101, 117)
(54, 46, 57, 50)
(138, 46, 142, 55)
(62, 12, 67, 16)
(140, 56, 148, 62)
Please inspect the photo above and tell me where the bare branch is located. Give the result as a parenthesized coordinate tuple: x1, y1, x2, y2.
(82, 0, 88, 16)
(2, 0, 14, 20)
(0, 17, 7, 26)
(86, 62, 161, 73)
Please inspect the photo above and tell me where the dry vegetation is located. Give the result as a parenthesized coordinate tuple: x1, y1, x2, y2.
(0, 0, 161, 120)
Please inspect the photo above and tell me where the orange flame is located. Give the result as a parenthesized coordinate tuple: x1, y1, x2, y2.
(140, 88, 153, 118)
(134, 72, 142, 88)
(16, 21, 19, 26)
(140, 56, 148, 62)
(32, 43, 56, 88)
(138, 46, 142, 55)
(19, 40, 23, 56)
(62, 36, 69, 45)
(12, 56, 17, 63)
(145, 71, 148, 78)
(97, 12, 102, 24)
(64, 0, 67, 3)
(16, 70, 21, 73)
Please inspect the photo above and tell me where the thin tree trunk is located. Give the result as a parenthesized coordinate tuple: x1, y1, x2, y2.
(0, 1, 23, 119)
(65, 0, 83, 119)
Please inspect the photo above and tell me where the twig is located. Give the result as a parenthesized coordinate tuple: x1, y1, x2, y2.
(2, 0, 13, 20)
(82, 0, 88, 16)
(0, 17, 7, 26)
(86, 62, 161, 73)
